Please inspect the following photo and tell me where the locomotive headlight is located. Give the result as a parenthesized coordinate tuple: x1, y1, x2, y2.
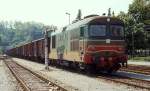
(118, 47, 122, 50)
(91, 46, 95, 50)
(88, 45, 95, 51)
(118, 47, 124, 51)
(100, 57, 104, 61)
(107, 18, 110, 22)
(108, 57, 112, 61)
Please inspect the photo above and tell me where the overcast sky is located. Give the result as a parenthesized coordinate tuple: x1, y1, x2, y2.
(0, 0, 133, 28)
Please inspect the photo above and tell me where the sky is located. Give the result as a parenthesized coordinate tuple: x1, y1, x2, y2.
(0, 0, 133, 28)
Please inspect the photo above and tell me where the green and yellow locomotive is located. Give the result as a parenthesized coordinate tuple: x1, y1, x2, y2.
(50, 15, 127, 72)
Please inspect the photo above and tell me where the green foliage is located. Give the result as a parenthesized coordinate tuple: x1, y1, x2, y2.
(118, 0, 150, 50)
(128, 0, 150, 22)
(0, 21, 45, 52)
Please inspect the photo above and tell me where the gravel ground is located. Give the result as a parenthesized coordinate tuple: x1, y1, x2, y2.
(0, 60, 22, 91)
(13, 58, 149, 91)
(128, 61, 150, 66)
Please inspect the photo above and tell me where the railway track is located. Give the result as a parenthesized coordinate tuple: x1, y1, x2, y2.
(5, 57, 150, 90)
(4, 59, 67, 91)
(96, 72, 150, 90)
(120, 64, 150, 75)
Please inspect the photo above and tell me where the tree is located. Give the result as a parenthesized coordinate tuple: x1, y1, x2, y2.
(0, 21, 52, 52)
(118, 0, 150, 50)
(129, 0, 150, 23)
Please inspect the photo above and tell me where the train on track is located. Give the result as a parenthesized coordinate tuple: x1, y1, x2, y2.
(6, 15, 128, 73)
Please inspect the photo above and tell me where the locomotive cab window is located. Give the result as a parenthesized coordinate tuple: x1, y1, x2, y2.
(52, 35, 56, 48)
(89, 25, 106, 36)
(110, 25, 124, 37)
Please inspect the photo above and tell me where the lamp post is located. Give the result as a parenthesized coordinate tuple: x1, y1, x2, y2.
(66, 12, 70, 25)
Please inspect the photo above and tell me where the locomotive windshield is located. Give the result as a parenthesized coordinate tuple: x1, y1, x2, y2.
(89, 25, 106, 36)
(88, 25, 124, 38)
(110, 25, 124, 37)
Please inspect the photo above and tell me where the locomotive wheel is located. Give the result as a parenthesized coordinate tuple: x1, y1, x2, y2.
(114, 64, 121, 71)
(77, 63, 84, 72)
(107, 69, 113, 73)
(107, 64, 121, 73)
(85, 64, 96, 74)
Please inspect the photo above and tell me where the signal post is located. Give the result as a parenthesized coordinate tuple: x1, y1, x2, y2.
(44, 27, 49, 70)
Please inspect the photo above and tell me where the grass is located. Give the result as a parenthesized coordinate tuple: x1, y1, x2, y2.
(128, 56, 150, 62)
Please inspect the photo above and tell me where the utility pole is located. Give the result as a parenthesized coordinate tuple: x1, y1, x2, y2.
(44, 27, 49, 70)
(132, 31, 134, 58)
(131, 13, 140, 58)
(44, 25, 57, 70)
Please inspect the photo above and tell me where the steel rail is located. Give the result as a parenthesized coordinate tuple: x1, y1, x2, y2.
(4, 59, 67, 91)
(4, 60, 31, 91)
(121, 64, 150, 75)
(121, 69, 150, 75)
(15, 62, 68, 91)
(96, 73, 150, 90)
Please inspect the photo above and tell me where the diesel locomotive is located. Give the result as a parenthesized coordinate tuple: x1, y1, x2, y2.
(7, 15, 128, 73)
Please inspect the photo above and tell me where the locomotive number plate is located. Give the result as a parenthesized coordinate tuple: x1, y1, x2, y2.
(106, 39, 111, 43)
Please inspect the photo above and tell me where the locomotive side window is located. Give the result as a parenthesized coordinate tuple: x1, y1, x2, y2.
(89, 25, 106, 36)
(80, 27, 84, 37)
(52, 35, 56, 48)
(110, 25, 124, 37)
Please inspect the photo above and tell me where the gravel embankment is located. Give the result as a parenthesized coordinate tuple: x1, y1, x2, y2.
(0, 60, 22, 91)
(13, 58, 149, 91)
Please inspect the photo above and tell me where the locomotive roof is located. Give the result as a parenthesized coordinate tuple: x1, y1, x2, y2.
(66, 16, 96, 30)
(51, 29, 62, 36)
(66, 16, 124, 30)
(51, 16, 124, 36)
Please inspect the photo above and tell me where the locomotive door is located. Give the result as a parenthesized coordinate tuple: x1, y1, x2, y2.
(80, 26, 85, 61)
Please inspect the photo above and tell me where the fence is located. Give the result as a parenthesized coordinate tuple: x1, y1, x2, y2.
(128, 50, 150, 57)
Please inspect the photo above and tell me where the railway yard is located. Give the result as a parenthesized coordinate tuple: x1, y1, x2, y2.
(3, 14, 149, 91)
(0, 56, 149, 91)
(0, 0, 150, 91)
